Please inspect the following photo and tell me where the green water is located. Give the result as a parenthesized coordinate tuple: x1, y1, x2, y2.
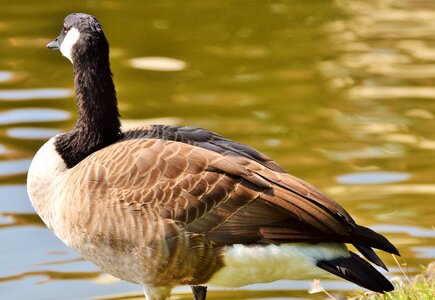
(1, 1, 434, 299)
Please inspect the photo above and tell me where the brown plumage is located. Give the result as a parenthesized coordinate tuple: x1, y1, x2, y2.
(28, 13, 399, 300)
(57, 124, 398, 285)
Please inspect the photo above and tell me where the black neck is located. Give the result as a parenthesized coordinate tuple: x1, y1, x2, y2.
(55, 40, 121, 168)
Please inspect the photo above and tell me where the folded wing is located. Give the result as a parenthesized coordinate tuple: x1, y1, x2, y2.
(79, 125, 398, 269)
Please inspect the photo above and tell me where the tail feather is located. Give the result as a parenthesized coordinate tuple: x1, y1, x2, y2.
(353, 244, 387, 270)
(352, 225, 400, 256)
(316, 251, 394, 293)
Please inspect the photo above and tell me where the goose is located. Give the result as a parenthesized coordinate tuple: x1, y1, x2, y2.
(27, 13, 399, 300)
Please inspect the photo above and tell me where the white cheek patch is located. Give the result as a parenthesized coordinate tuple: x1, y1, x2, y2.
(60, 27, 80, 63)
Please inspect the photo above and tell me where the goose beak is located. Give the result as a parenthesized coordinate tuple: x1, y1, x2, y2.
(47, 38, 60, 50)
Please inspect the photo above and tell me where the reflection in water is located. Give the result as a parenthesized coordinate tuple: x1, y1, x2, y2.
(206, 45, 269, 59)
(327, 183, 435, 197)
(320, 0, 435, 289)
(0, 213, 44, 229)
(324, 144, 404, 160)
(349, 86, 435, 100)
(411, 247, 435, 259)
(0, 270, 100, 284)
(0, 108, 70, 125)
(6, 127, 61, 140)
(370, 224, 435, 239)
(0, 144, 8, 155)
(336, 171, 410, 184)
(0, 185, 34, 213)
(0, 159, 31, 176)
(129, 57, 187, 71)
(0, 88, 71, 101)
(0, 0, 434, 299)
(0, 71, 14, 83)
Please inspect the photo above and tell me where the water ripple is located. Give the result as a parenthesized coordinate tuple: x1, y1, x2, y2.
(0, 88, 72, 101)
(0, 144, 8, 155)
(129, 57, 187, 71)
(6, 127, 60, 140)
(325, 145, 404, 161)
(370, 224, 435, 239)
(0, 108, 70, 125)
(349, 86, 435, 100)
(0, 185, 33, 214)
(0, 158, 32, 177)
(336, 171, 410, 185)
(0, 71, 14, 83)
(411, 246, 435, 259)
(327, 184, 435, 197)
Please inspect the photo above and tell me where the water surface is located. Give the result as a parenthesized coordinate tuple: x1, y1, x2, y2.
(1, 1, 434, 299)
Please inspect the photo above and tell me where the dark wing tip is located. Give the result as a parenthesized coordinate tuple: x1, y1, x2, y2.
(316, 251, 394, 293)
(354, 244, 388, 270)
(353, 225, 400, 256)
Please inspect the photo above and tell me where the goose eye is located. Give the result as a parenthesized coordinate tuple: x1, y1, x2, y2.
(63, 27, 68, 34)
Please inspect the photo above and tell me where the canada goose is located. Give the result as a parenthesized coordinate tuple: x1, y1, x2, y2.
(28, 13, 399, 300)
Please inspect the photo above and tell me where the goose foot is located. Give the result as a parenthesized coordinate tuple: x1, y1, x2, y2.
(191, 285, 207, 300)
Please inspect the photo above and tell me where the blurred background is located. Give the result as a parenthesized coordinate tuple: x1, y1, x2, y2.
(0, 0, 434, 299)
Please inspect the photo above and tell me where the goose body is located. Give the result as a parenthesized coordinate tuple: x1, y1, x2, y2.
(28, 13, 399, 300)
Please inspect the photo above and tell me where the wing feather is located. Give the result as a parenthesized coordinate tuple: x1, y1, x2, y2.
(77, 126, 398, 261)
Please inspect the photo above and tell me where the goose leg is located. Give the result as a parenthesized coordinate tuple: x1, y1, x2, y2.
(191, 285, 207, 300)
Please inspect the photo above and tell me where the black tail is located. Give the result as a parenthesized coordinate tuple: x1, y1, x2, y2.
(354, 244, 387, 270)
(352, 225, 400, 256)
(316, 251, 394, 293)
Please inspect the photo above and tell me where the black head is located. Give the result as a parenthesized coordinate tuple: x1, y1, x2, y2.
(47, 13, 108, 63)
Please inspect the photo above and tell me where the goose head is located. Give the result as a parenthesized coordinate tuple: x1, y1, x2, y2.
(47, 13, 108, 64)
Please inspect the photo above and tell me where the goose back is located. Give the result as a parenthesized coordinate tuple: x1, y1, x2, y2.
(41, 124, 397, 286)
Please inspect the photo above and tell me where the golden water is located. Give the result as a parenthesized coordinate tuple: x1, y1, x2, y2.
(0, 1, 434, 299)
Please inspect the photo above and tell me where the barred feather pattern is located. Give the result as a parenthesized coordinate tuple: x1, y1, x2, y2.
(39, 125, 398, 287)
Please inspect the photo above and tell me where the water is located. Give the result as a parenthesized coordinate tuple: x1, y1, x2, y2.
(0, 0, 434, 299)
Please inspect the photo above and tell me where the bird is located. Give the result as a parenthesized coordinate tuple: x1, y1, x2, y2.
(27, 13, 399, 300)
